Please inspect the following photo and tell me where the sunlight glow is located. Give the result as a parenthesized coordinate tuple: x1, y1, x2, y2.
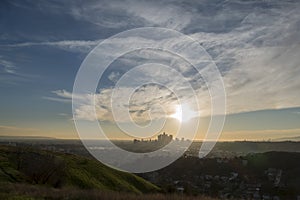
(170, 104, 199, 122)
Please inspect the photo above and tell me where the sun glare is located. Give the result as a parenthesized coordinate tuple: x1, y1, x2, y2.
(170, 104, 198, 122)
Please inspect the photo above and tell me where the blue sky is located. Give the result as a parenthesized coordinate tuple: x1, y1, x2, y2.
(0, 0, 300, 140)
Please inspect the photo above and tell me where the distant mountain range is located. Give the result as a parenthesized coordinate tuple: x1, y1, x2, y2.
(273, 136, 300, 141)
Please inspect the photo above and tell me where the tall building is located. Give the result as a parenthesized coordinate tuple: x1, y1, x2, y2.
(157, 132, 173, 144)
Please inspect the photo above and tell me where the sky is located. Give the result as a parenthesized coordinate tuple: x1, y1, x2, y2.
(0, 0, 300, 141)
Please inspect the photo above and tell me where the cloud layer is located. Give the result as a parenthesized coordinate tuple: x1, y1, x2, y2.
(2, 0, 300, 123)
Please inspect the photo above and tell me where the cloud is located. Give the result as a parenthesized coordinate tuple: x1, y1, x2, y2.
(52, 90, 74, 99)
(43, 96, 72, 103)
(223, 45, 300, 113)
(51, 86, 179, 122)
(6, 0, 300, 122)
(115, 0, 192, 30)
(0, 56, 38, 84)
(186, 2, 300, 114)
(43, 90, 79, 103)
(1, 40, 101, 53)
(0, 56, 17, 74)
(50, 1, 300, 121)
(107, 71, 121, 83)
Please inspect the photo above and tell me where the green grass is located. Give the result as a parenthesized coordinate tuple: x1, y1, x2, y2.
(0, 145, 219, 200)
(0, 145, 159, 194)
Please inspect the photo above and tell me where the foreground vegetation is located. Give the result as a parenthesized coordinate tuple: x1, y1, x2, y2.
(0, 145, 217, 200)
(0, 183, 217, 200)
(0, 145, 158, 194)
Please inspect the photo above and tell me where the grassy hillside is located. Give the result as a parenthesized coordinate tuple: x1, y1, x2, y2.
(0, 145, 218, 200)
(0, 145, 159, 195)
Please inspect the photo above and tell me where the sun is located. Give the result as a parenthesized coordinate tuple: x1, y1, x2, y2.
(170, 104, 198, 122)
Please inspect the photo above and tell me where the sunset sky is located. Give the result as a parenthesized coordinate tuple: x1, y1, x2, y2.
(0, 0, 300, 141)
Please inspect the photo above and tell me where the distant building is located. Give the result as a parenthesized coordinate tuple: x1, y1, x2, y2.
(133, 132, 173, 144)
(157, 132, 173, 144)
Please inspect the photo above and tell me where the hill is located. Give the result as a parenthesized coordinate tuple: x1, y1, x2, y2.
(0, 145, 159, 197)
(0, 145, 219, 200)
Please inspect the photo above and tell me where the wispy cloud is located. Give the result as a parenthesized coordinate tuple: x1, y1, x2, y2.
(3, 0, 300, 124)
(0, 56, 38, 84)
(0, 56, 17, 74)
(49, 1, 300, 121)
(43, 96, 72, 103)
(1, 40, 101, 53)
